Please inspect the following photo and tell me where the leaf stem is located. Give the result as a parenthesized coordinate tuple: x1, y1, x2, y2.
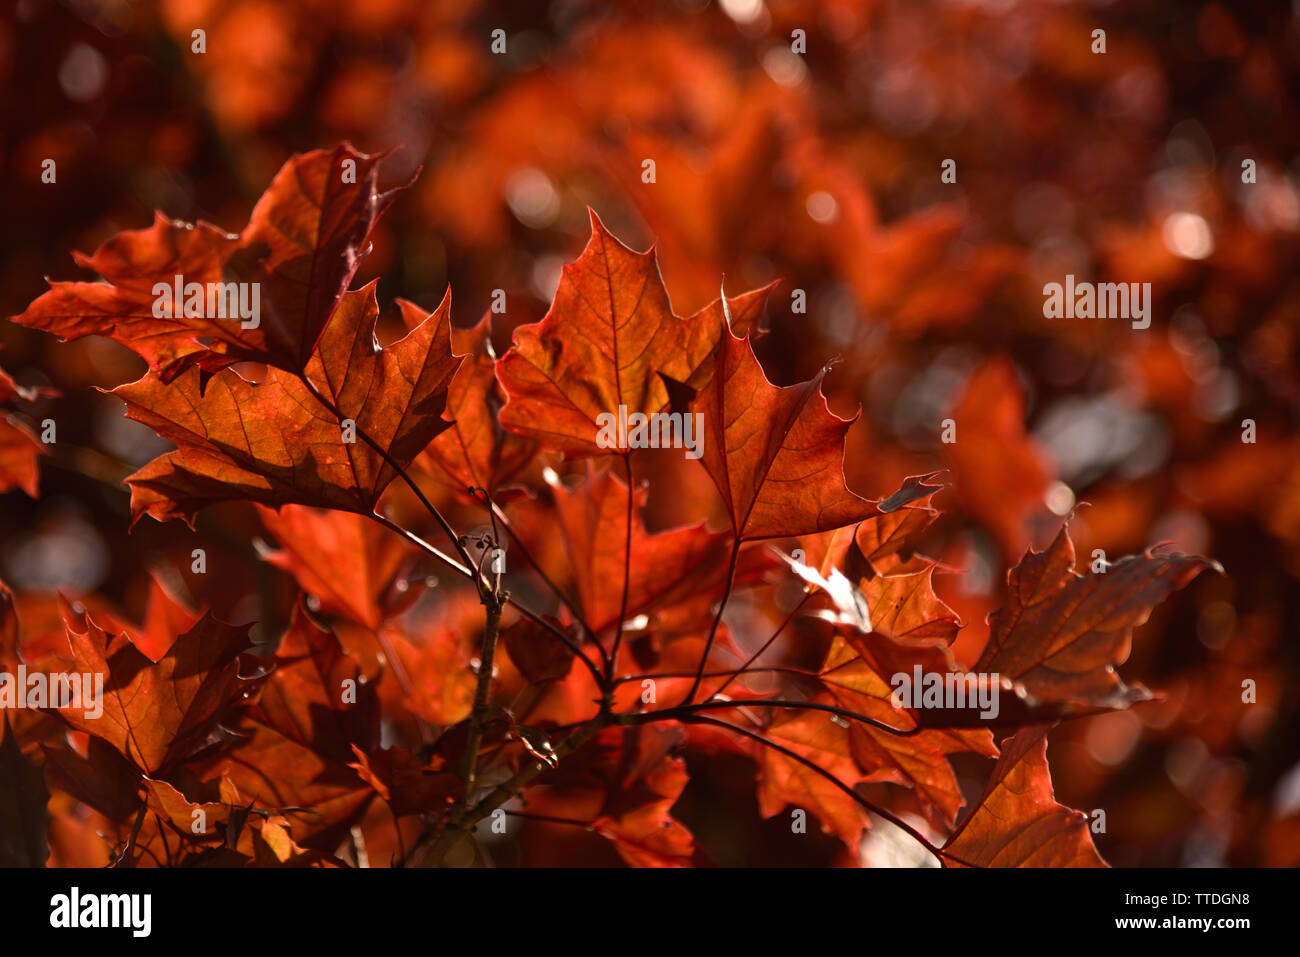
(297, 371, 479, 576)
(369, 511, 604, 685)
(706, 592, 810, 702)
(469, 487, 607, 674)
(605, 455, 635, 681)
(622, 697, 921, 737)
(680, 538, 742, 705)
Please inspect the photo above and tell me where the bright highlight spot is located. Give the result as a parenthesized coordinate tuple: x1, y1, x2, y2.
(806, 191, 839, 224)
(1161, 212, 1214, 260)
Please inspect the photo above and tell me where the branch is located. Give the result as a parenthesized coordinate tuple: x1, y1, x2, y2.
(502, 810, 594, 830)
(298, 364, 612, 690)
(370, 510, 605, 685)
(468, 486, 608, 675)
(611, 665, 820, 685)
(113, 803, 148, 868)
(412, 713, 612, 866)
(460, 593, 504, 796)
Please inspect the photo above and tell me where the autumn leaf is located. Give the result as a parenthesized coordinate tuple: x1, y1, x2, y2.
(197, 606, 380, 847)
(11, 144, 406, 380)
(8, 575, 198, 678)
(856, 566, 963, 645)
(690, 329, 881, 540)
(203, 722, 374, 851)
(128, 574, 203, 661)
(0, 416, 43, 498)
(798, 562, 995, 829)
(973, 523, 1218, 718)
(496, 210, 762, 457)
(256, 504, 421, 631)
(0, 362, 47, 497)
(941, 725, 1106, 867)
(390, 624, 478, 727)
(759, 537, 999, 830)
(755, 707, 870, 847)
(418, 314, 537, 497)
(696, 282, 776, 340)
(779, 487, 958, 639)
(349, 745, 461, 818)
(250, 601, 379, 763)
(247, 816, 344, 867)
(507, 464, 741, 634)
(817, 634, 997, 830)
(499, 615, 575, 685)
(591, 738, 694, 868)
(141, 777, 228, 845)
(55, 603, 262, 776)
(795, 473, 943, 590)
(114, 283, 460, 524)
(522, 725, 694, 867)
(0, 579, 17, 676)
(42, 733, 143, 824)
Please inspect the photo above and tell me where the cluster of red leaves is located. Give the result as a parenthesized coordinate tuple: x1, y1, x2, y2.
(1, 146, 1217, 867)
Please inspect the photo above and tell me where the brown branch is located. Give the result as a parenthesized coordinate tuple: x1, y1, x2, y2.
(460, 594, 504, 795)
(370, 504, 605, 685)
(412, 713, 612, 866)
(469, 486, 608, 675)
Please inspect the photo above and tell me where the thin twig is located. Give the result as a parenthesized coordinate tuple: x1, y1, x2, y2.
(460, 595, 504, 795)
(707, 592, 811, 701)
(412, 714, 612, 866)
(370, 509, 604, 684)
(680, 538, 742, 705)
(621, 697, 922, 738)
(606, 455, 635, 681)
(610, 665, 819, 685)
(502, 810, 594, 829)
(297, 371, 478, 574)
(469, 487, 607, 674)
(113, 804, 148, 868)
